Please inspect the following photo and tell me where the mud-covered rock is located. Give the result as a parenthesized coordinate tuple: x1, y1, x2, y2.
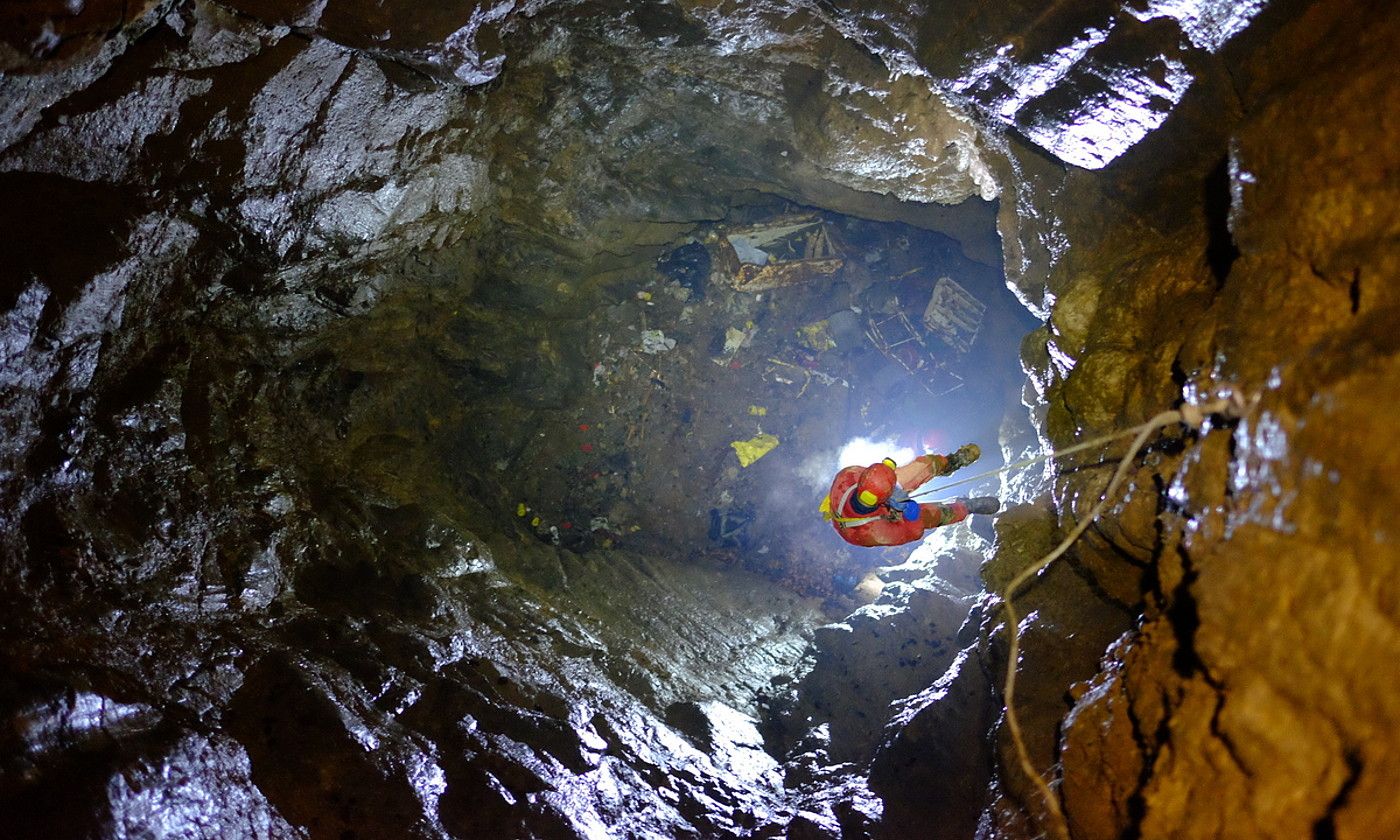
(986, 1, 1400, 838)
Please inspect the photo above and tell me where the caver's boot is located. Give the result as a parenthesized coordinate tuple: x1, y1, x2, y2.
(941, 443, 981, 474)
(957, 496, 1001, 516)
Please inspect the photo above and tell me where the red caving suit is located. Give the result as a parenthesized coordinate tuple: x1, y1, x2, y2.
(826, 460, 968, 547)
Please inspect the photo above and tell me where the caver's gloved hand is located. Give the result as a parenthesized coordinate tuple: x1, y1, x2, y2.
(885, 474, 919, 520)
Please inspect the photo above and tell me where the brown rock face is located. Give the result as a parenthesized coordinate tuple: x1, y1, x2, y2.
(1015, 1, 1400, 838)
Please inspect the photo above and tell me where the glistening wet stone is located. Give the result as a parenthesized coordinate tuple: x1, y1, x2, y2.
(3, 0, 1398, 838)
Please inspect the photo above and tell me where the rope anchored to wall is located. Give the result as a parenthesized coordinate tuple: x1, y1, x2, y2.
(906, 415, 1194, 501)
(970, 389, 1254, 840)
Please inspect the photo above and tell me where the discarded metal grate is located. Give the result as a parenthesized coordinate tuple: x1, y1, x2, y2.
(922, 276, 986, 354)
(864, 303, 965, 397)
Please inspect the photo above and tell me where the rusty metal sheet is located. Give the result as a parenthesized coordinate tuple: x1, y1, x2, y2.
(706, 213, 846, 292)
(731, 257, 844, 291)
(921, 276, 986, 353)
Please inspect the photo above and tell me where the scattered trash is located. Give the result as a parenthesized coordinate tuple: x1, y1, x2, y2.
(589, 516, 613, 532)
(715, 321, 757, 366)
(709, 507, 752, 546)
(796, 319, 836, 352)
(656, 240, 710, 299)
(731, 433, 779, 467)
(765, 357, 848, 396)
(865, 302, 964, 397)
(640, 329, 676, 354)
(748, 405, 767, 416)
(826, 308, 863, 346)
(724, 323, 753, 355)
(531, 516, 542, 526)
(580, 443, 593, 452)
(517, 502, 527, 517)
(636, 290, 653, 301)
(592, 361, 610, 386)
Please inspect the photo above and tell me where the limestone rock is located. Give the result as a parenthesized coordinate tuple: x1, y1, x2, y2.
(869, 645, 998, 840)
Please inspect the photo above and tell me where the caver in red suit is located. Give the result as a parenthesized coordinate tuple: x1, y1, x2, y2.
(824, 445, 998, 547)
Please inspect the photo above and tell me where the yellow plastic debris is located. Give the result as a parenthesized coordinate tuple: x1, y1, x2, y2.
(731, 433, 779, 467)
(748, 405, 767, 416)
(517, 502, 527, 517)
(797, 320, 836, 351)
(531, 516, 541, 526)
(636, 290, 653, 301)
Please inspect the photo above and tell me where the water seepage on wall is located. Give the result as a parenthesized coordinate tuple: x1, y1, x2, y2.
(2, 0, 1398, 838)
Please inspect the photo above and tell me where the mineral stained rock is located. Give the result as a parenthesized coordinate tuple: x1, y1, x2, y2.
(996, 1, 1400, 838)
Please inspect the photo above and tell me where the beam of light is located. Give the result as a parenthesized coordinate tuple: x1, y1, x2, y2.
(836, 436, 916, 471)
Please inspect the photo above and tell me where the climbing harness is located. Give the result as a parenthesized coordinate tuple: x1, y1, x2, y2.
(820, 484, 904, 528)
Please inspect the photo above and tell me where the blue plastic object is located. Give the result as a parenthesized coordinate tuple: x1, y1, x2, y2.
(902, 500, 920, 521)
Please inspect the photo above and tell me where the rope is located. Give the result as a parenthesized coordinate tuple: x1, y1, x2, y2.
(998, 410, 1178, 840)
(907, 417, 1168, 500)
(990, 394, 1247, 839)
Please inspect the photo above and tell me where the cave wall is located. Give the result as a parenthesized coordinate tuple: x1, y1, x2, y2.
(3, 0, 1398, 838)
(900, 0, 1400, 837)
(1, 1, 1007, 836)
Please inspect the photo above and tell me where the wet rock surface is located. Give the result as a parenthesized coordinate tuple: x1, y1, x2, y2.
(3, 0, 1398, 838)
(976, 1, 1400, 838)
(0, 1, 1017, 836)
